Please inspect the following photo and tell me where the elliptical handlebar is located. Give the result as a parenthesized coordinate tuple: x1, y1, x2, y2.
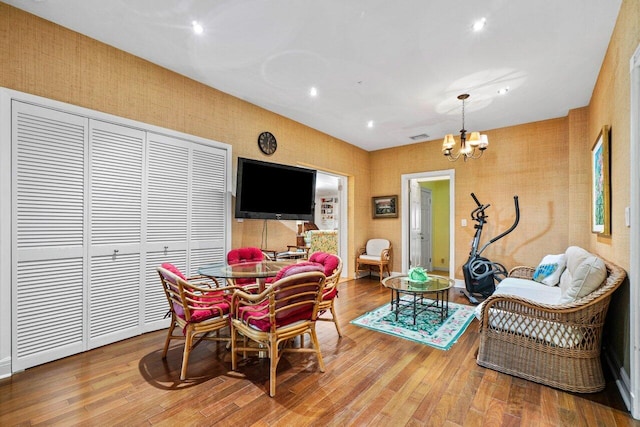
(487, 195, 519, 245)
(475, 195, 520, 256)
(470, 192, 490, 222)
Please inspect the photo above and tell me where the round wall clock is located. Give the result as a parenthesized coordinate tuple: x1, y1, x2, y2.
(258, 131, 277, 155)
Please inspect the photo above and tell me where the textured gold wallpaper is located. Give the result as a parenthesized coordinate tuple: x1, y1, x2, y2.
(1, 2, 634, 281)
(586, 0, 639, 375)
(370, 116, 571, 275)
(0, 3, 371, 276)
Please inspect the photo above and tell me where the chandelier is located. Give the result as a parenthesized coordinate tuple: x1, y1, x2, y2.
(442, 94, 488, 161)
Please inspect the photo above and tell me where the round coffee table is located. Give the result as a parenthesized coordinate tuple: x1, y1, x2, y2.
(381, 274, 454, 324)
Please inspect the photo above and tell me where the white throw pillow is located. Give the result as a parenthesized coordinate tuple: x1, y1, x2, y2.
(533, 253, 567, 286)
(558, 246, 607, 303)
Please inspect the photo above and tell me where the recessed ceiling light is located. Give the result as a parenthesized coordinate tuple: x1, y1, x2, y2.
(498, 87, 509, 95)
(192, 21, 204, 35)
(367, 120, 374, 128)
(473, 17, 486, 32)
(309, 87, 318, 97)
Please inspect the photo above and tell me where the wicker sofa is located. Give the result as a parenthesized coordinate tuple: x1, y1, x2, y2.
(475, 246, 626, 393)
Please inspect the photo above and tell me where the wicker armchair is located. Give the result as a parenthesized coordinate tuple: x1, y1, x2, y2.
(476, 258, 626, 393)
(157, 264, 237, 380)
(355, 239, 392, 282)
(230, 266, 327, 397)
(309, 252, 343, 336)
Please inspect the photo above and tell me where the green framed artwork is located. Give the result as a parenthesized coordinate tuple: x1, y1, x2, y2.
(372, 195, 398, 218)
(591, 125, 610, 235)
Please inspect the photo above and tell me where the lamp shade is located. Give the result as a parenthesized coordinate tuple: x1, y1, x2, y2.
(479, 134, 489, 149)
(442, 134, 455, 150)
(468, 131, 481, 147)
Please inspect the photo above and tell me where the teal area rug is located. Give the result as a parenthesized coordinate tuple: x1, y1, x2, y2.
(350, 297, 476, 350)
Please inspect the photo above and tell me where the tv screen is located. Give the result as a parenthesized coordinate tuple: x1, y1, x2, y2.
(235, 157, 316, 221)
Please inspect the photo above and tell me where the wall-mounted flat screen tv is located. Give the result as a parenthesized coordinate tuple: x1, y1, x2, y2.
(235, 157, 316, 221)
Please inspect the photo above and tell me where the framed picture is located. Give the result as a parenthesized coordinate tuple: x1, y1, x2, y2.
(372, 195, 398, 218)
(591, 125, 610, 235)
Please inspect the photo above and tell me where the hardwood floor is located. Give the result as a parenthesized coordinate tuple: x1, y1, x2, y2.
(1, 277, 638, 426)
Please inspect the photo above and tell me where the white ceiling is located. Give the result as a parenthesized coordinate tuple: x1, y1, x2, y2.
(4, 0, 621, 152)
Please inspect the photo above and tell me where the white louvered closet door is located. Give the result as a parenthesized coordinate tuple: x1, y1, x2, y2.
(188, 143, 227, 275)
(142, 134, 228, 330)
(7, 90, 231, 373)
(12, 101, 88, 371)
(88, 121, 144, 349)
(144, 133, 190, 330)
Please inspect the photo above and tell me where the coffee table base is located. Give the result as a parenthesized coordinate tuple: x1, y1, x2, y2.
(389, 288, 449, 325)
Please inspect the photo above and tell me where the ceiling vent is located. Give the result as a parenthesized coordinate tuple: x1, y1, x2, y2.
(409, 133, 429, 141)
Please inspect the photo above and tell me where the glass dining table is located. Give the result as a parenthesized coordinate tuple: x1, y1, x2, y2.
(198, 260, 295, 292)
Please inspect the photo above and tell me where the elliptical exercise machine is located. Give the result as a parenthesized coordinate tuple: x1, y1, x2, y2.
(462, 193, 520, 304)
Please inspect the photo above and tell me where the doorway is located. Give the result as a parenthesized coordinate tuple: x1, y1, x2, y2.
(401, 170, 455, 278)
(420, 187, 432, 270)
(315, 171, 348, 278)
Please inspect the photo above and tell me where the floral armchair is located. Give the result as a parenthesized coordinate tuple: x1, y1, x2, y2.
(307, 230, 338, 255)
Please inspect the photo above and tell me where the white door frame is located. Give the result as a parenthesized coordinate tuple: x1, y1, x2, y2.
(315, 170, 348, 278)
(629, 41, 640, 420)
(401, 169, 455, 278)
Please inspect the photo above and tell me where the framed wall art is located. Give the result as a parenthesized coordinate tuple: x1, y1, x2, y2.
(591, 125, 610, 235)
(372, 195, 398, 218)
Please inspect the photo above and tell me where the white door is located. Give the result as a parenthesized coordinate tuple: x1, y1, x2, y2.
(87, 120, 145, 349)
(420, 188, 433, 270)
(143, 133, 228, 331)
(12, 101, 88, 371)
(144, 133, 190, 331)
(409, 180, 422, 268)
(188, 142, 227, 274)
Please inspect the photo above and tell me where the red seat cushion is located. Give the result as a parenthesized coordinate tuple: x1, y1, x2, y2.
(227, 247, 264, 264)
(308, 252, 340, 300)
(239, 263, 324, 331)
(308, 252, 340, 277)
(160, 264, 229, 323)
(271, 262, 321, 282)
(160, 263, 188, 317)
(238, 301, 313, 332)
(322, 287, 338, 300)
(161, 262, 187, 280)
(227, 247, 264, 286)
(265, 262, 320, 285)
(182, 290, 230, 323)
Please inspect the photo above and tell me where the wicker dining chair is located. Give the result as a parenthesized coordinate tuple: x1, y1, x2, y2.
(308, 251, 343, 337)
(227, 247, 264, 292)
(157, 263, 237, 380)
(230, 265, 326, 397)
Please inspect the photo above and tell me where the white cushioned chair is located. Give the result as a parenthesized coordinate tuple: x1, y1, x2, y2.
(355, 239, 392, 282)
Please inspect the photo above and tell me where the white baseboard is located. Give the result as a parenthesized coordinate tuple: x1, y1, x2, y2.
(0, 356, 11, 379)
(604, 345, 633, 414)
